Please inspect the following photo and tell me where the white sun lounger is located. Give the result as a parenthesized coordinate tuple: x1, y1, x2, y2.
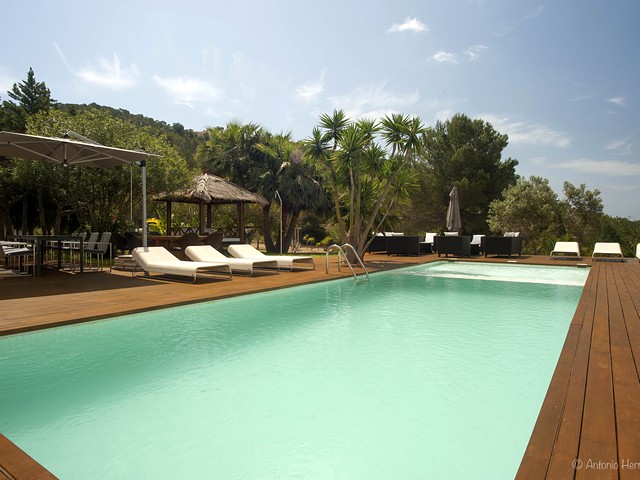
(185, 245, 279, 275)
(636, 243, 639, 262)
(132, 246, 232, 282)
(550, 241, 581, 260)
(591, 242, 624, 262)
(227, 244, 315, 271)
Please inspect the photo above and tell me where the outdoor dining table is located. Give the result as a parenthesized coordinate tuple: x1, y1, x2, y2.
(9, 234, 85, 275)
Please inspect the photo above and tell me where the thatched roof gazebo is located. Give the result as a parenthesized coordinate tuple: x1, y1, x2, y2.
(155, 174, 269, 242)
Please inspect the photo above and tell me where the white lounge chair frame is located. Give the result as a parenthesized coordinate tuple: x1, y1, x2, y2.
(132, 247, 232, 282)
(550, 241, 581, 260)
(636, 243, 639, 262)
(591, 242, 624, 262)
(185, 245, 279, 276)
(227, 244, 315, 271)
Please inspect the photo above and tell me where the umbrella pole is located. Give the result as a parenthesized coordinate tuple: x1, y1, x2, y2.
(141, 160, 148, 250)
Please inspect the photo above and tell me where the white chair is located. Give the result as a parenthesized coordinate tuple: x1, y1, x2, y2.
(424, 232, 437, 244)
(64, 232, 98, 270)
(635, 243, 639, 262)
(1, 242, 33, 275)
(592, 242, 624, 262)
(550, 241, 581, 260)
(86, 232, 112, 271)
(132, 246, 232, 282)
(227, 244, 315, 271)
(185, 245, 279, 275)
(419, 232, 437, 254)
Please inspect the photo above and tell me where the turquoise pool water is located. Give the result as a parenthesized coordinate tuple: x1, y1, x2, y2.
(0, 262, 588, 479)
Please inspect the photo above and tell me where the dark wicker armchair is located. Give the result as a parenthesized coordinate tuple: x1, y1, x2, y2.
(434, 235, 471, 257)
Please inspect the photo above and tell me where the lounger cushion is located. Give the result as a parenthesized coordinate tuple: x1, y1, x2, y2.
(227, 244, 315, 270)
(132, 247, 231, 277)
(185, 245, 279, 274)
(550, 241, 581, 258)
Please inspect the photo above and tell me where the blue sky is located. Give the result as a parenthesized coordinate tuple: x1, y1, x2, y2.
(1, 0, 639, 219)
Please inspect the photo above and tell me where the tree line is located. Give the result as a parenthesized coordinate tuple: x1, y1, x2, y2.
(1, 69, 638, 257)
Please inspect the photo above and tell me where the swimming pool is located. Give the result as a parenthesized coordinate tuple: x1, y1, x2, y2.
(0, 262, 588, 479)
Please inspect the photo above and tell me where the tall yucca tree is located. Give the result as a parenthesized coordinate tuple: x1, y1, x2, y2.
(305, 110, 425, 258)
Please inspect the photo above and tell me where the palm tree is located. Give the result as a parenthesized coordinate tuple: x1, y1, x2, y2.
(305, 111, 424, 259)
(197, 122, 265, 184)
(254, 134, 326, 252)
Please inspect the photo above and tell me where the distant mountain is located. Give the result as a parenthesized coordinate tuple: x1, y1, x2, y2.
(58, 102, 212, 169)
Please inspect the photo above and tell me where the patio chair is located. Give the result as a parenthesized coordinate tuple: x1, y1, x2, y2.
(434, 235, 471, 258)
(185, 245, 279, 276)
(178, 232, 203, 251)
(1, 242, 33, 275)
(386, 235, 421, 256)
(366, 234, 388, 253)
(227, 244, 315, 271)
(202, 231, 224, 250)
(591, 242, 624, 262)
(470, 234, 485, 256)
(550, 241, 581, 260)
(110, 232, 128, 255)
(132, 246, 232, 282)
(63, 232, 98, 270)
(420, 232, 437, 254)
(124, 232, 143, 252)
(85, 232, 112, 271)
(636, 243, 639, 262)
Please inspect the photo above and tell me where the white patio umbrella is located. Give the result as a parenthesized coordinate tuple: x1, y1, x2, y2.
(446, 186, 462, 233)
(0, 130, 160, 248)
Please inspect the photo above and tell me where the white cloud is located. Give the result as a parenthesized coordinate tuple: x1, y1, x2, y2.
(524, 5, 545, 20)
(605, 183, 639, 192)
(464, 45, 488, 61)
(432, 51, 459, 64)
(608, 96, 626, 107)
(329, 81, 420, 120)
(552, 159, 640, 176)
(605, 138, 632, 154)
(75, 53, 139, 90)
(0, 73, 16, 94)
(387, 17, 427, 33)
(152, 75, 222, 108)
(480, 114, 571, 148)
(294, 71, 325, 102)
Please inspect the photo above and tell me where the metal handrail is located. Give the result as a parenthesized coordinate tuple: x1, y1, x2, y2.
(325, 243, 369, 283)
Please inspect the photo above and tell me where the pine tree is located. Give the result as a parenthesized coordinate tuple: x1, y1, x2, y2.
(0, 68, 55, 132)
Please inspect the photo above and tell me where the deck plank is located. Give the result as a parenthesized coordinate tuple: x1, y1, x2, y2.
(0, 434, 57, 480)
(575, 264, 617, 480)
(544, 276, 596, 479)
(611, 266, 640, 480)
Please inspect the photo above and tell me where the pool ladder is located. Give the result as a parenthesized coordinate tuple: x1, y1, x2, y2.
(325, 243, 369, 284)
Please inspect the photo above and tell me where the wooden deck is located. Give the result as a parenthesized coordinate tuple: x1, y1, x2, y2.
(516, 259, 640, 479)
(1, 254, 639, 479)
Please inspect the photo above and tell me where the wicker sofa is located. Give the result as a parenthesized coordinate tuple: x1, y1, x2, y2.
(386, 235, 421, 256)
(481, 236, 523, 257)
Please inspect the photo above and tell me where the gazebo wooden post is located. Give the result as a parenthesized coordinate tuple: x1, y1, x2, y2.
(238, 202, 245, 243)
(165, 201, 172, 235)
(199, 201, 205, 235)
(206, 204, 212, 230)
